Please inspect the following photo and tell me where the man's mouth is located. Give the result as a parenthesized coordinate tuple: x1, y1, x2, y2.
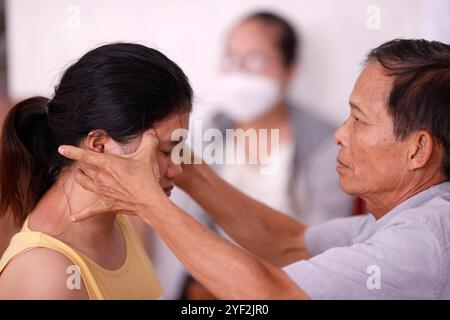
(336, 157, 350, 170)
(163, 185, 174, 197)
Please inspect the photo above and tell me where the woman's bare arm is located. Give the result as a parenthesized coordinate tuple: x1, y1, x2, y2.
(0, 248, 89, 300)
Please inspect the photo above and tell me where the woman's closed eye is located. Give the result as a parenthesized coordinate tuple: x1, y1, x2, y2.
(160, 149, 172, 156)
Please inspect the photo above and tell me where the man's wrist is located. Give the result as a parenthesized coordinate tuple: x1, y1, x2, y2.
(135, 188, 173, 227)
(184, 162, 215, 196)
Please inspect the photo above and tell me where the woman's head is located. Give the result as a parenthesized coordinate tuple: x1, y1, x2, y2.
(0, 43, 192, 225)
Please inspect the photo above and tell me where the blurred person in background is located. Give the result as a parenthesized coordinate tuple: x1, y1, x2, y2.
(180, 11, 355, 299)
(213, 11, 354, 221)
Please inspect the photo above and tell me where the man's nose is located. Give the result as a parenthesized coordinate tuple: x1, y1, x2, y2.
(334, 118, 349, 147)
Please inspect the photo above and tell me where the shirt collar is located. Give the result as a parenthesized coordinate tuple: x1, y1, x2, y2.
(354, 181, 450, 242)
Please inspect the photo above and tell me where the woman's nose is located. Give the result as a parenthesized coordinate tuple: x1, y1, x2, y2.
(165, 162, 183, 180)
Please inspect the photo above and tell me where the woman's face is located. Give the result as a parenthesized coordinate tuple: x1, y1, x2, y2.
(92, 112, 190, 197)
(152, 112, 190, 196)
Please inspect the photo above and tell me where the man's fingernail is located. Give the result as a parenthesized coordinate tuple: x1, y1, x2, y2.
(58, 146, 65, 154)
(70, 215, 77, 222)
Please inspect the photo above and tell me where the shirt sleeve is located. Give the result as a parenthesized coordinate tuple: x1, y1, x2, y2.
(284, 214, 446, 299)
(305, 214, 372, 256)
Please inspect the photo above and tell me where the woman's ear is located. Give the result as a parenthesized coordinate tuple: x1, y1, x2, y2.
(85, 130, 109, 153)
(85, 130, 126, 155)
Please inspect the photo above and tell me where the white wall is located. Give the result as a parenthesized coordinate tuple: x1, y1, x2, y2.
(6, 0, 447, 126)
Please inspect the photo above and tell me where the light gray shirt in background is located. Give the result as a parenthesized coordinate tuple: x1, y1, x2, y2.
(284, 182, 450, 299)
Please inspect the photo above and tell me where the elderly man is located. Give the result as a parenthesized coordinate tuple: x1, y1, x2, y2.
(59, 39, 450, 299)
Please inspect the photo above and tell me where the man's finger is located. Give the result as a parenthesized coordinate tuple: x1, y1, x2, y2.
(129, 129, 159, 161)
(74, 168, 98, 193)
(58, 145, 107, 168)
(70, 200, 110, 222)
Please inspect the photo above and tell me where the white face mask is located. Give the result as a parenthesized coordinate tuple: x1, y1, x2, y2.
(216, 72, 282, 123)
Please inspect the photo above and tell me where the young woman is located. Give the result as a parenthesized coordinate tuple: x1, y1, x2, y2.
(0, 43, 192, 299)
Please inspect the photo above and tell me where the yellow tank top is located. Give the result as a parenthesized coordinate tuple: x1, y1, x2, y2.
(0, 214, 163, 300)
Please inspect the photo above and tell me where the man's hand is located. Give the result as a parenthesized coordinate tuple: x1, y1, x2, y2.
(58, 130, 168, 224)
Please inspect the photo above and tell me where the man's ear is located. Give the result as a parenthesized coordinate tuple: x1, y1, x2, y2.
(85, 130, 110, 153)
(407, 130, 435, 170)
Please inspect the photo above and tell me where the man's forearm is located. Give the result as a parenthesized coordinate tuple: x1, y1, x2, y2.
(145, 199, 308, 300)
(178, 163, 310, 267)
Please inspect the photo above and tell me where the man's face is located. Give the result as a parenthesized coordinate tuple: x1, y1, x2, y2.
(334, 62, 411, 198)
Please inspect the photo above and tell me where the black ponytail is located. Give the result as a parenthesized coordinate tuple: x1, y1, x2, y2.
(0, 97, 62, 225)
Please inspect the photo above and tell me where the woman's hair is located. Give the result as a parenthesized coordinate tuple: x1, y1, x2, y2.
(0, 43, 193, 226)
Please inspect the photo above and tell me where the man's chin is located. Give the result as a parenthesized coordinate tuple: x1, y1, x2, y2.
(338, 177, 360, 196)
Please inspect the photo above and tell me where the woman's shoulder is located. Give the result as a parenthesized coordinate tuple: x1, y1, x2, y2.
(0, 247, 89, 299)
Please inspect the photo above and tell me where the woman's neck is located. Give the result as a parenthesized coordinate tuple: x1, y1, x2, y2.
(28, 167, 127, 271)
(29, 168, 117, 244)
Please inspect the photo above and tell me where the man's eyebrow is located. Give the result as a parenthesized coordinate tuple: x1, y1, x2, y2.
(349, 101, 367, 116)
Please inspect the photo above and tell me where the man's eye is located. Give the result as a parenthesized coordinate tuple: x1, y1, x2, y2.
(352, 114, 360, 122)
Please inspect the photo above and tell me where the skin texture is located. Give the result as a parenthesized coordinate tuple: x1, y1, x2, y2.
(0, 114, 188, 299)
(32, 61, 446, 299)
